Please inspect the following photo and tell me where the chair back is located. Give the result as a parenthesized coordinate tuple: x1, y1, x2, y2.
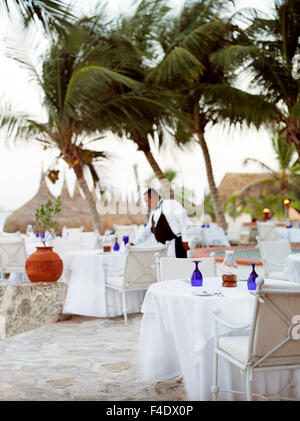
(62, 226, 83, 240)
(227, 222, 242, 244)
(257, 237, 292, 276)
(248, 278, 300, 367)
(114, 224, 137, 242)
(0, 239, 27, 273)
(81, 232, 102, 249)
(51, 239, 83, 261)
(159, 257, 216, 282)
(257, 221, 277, 241)
(123, 244, 168, 288)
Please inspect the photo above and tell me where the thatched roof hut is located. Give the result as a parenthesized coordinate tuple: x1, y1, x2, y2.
(4, 175, 144, 234)
(218, 172, 273, 202)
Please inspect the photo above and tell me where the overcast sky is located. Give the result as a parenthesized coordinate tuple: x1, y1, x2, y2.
(0, 0, 277, 211)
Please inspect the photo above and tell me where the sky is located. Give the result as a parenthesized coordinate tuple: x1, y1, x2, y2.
(0, 0, 278, 211)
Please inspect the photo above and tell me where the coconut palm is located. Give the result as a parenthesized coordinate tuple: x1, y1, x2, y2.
(215, 0, 300, 158)
(243, 134, 300, 198)
(0, 19, 121, 232)
(148, 0, 235, 231)
(71, 1, 181, 199)
(3, 0, 75, 32)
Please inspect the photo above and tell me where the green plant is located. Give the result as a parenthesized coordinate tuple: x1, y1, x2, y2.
(34, 196, 62, 246)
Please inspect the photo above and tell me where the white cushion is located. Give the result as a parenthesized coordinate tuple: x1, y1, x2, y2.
(218, 336, 249, 363)
(106, 276, 124, 288)
(267, 271, 288, 281)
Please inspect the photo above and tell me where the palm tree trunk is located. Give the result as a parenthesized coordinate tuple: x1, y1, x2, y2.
(143, 148, 174, 199)
(73, 163, 101, 233)
(196, 129, 228, 232)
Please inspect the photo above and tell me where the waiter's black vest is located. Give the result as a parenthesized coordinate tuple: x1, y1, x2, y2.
(151, 202, 187, 258)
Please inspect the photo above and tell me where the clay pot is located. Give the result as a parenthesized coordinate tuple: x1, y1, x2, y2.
(25, 247, 63, 283)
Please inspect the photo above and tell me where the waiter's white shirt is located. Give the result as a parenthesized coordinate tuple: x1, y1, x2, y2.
(134, 199, 191, 255)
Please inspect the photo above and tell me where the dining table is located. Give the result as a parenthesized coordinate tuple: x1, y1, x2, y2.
(276, 227, 300, 243)
(187, 225, 230, 247)
(138, 277, 300, 401)
(284, 253, 300, 284)
(62, 249, 146, 318)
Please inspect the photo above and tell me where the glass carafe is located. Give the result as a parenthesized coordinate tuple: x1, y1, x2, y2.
(103, 235, 112, 253)
(221, 250, 238, 287)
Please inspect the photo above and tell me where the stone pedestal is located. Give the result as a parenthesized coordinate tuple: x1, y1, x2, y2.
(0, 281, 67, 339)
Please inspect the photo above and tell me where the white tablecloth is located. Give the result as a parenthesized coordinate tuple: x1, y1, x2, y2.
(187, 225, 230, 247)
(62, 249, 146, 317)
(276, 227, 300, 242)
(284, 253, 300, 283)
(139, 277, 300, 401)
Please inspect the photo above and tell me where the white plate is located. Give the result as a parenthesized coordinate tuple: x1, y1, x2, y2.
(190, 287, 214, 296)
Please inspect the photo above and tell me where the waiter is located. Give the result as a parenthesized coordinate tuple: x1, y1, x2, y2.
(132, 188, 191, 257)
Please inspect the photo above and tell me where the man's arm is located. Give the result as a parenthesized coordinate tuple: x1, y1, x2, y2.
(132, 216, 153, 245)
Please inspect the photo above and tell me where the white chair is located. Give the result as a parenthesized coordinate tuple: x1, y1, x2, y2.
(158, 256, 217, 282)
(257, 221, 277, 241)
(113, 224, 137, 242)
(211, 278, 300, 401)
(0, 239, 27, 281)
(105, 244, 168, 324)
(62, 226, 83, 240)
(257, 236, 292, 280)
(227, 222, 242, 245)
(81, 232, 102, 249)
(0, 231, 21, 239)
(51, 239, 83, 264)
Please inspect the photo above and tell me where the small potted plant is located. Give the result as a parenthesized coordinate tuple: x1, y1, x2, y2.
(25, 196, 63, 283)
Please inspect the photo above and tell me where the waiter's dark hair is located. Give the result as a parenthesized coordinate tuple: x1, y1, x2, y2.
(143, 188, 160, 198)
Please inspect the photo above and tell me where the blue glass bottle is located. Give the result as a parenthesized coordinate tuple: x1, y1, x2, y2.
(247, 262, 258, 290)
(191, 260, 203, 287)
(113, 238, 120, 252)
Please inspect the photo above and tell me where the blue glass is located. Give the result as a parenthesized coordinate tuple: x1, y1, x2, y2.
(41, 231, 45, 239)
(206, 224, 210, 228)
(143, 223, 147, 227)
(201, 224, 205, 228)
(191, 260, 203, 287)
(113, 238, 120, 251)
(247, 262, 258, 290)
(123, 235, 129, 245)
(35, 229, 39, 238)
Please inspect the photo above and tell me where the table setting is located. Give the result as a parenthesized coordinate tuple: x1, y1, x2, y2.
(62, 240, 146, 318)
(138, 251, 300, 400)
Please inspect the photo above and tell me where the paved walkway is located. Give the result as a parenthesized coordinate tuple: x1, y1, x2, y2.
(0, 313, 185, 401)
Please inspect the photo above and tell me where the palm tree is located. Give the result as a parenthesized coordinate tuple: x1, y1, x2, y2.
(216, 0, 300, 159)
(70, 1, 180, 199)
(3, 0, 75, 32)
(243, 134, 300, 198)
(0, 20, 117, 232)
(148, 0, 236, 231)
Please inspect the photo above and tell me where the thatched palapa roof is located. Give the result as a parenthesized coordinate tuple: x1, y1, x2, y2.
(218, 172, 274, 202)
(4, 175, 144, 234)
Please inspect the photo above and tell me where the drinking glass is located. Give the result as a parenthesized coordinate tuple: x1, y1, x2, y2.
(113, 238, 120, 252)
(247, 262, 258, 290)
(123, 235, 129, 246)
(190, 260, 203, 287)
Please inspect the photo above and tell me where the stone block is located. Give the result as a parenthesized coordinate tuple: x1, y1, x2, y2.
(0, 281, 67, 338)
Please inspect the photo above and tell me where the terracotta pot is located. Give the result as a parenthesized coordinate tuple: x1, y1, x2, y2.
(25, 246, 63, 283)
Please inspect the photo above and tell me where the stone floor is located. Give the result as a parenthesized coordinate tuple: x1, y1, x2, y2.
(0, 313, 186, 401)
